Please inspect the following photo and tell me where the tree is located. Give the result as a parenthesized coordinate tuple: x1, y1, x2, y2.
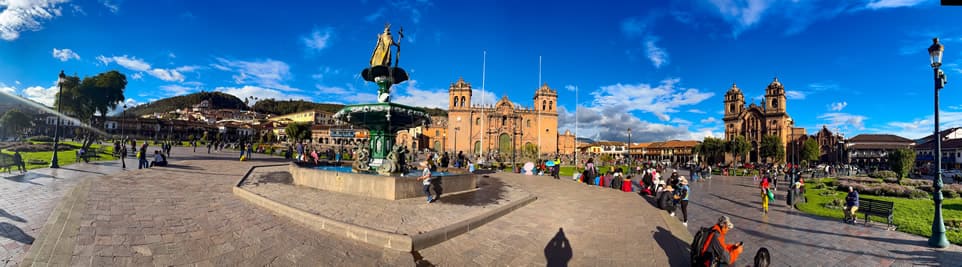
(800, 138, 820, 165)
(0, 109, 33, 139)
(697, 137, 726, 166)
(889, 148, 915, 182)
(284, 123, 311, 143)
(760, 135, 784, 163)
(55, 70, 127, 150)
(727, 135, 750, 164)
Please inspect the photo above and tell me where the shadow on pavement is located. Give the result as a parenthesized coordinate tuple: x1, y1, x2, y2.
(256, 171, 293, 184)
(0, 222, 34, 244)
(436, 177, 507, 206)
(889, 248, 962, 265)
(0, 209, 26, 222)
(653, 226, 690, 267)
(2, 173, 51, 186)
(411, 250, 435, 267)
(544, 228, 572, 267)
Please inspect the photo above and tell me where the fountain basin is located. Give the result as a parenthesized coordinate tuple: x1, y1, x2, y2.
(290, 163, 478, 200)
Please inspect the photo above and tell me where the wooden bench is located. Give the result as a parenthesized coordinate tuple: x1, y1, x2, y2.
(857, 198, 895, 230)
(0, 155, 14, 173)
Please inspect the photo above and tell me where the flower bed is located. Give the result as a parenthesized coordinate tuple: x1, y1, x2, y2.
(829, 177, 962, 199)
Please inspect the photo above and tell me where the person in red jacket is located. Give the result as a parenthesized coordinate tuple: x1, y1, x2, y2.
(621, 175, 633, 192)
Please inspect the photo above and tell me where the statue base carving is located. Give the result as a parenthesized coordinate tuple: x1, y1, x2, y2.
(361, 65, 408, 84)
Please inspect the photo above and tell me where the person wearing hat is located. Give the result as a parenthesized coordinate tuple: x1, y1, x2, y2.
(675, 176, 691, 226)
(697, 216, 744, 266)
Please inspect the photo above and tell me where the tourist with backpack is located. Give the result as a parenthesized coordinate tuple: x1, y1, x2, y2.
(691, 216, 744, 266)
(677, 177, 691, 226)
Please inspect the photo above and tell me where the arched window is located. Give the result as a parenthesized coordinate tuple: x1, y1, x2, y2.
(435, 130, 440, 136)
(453, 97, 459, 107)
(542, 100, 546, 111)
(526, 119, 531, 127)
(549, 101, 553, 110)
(502, 116, 507, 126)
(476, 118, 481, 125)
(460, 96, 466, 107)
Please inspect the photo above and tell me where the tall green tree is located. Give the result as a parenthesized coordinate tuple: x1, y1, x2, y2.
(697, 137, 726, 165)
(284, 123, 311, 143)
(760, 135, 784, 163)
(727, 135, 750, 164)
(0, 109, 33, 140)
(800, 138, 820, 165)
(889, 148, 915, 182)
(55, 70, 127, 150)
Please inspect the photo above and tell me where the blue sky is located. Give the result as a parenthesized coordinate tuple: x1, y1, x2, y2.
(1, 0, 961, 142)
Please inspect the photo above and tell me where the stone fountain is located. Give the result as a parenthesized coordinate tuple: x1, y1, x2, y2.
(288, 23, 476, 200)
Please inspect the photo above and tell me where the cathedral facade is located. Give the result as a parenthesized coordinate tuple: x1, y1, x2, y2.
(445, 77, 562, 157)
(723, 78, 806, 163)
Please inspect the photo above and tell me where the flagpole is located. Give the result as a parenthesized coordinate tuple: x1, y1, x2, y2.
(481, 50, 486, 160)
(575, 85, 578, 168)
(538, 56, 542, 156)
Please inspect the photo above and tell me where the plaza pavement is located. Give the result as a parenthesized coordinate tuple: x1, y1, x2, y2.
(15, 147, 693, 266)
(675, 173, 962, 266)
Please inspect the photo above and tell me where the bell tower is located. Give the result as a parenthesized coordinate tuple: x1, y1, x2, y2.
(533, 83, 558, 114)
(723, 83, 745, 119)
(765, 77, 786, 114)
(448, 77, 472, 110)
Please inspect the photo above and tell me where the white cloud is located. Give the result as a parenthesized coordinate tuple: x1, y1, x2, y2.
(52, 48, 79, 61)
(159, 84, 193, 96)
(591, 78, 714, 121)
(302, 27, 333, 52)
(0, 0, 68, 41)
(130, 73, 143, 80)
(818, 112, 867, 131)
(213, 57, 298, 91)
(705, 0, 772, 36)
(829, 101, 847, 111)
(365, 8, 386, 22)
(700, 117, 718, 124)
(0, 85, 15, 94)
(785, 90, 806, 100)
(557, 106, 692, 142)
(168, 52, 176, 58)
(689, 109, 706, 114)
(645, 37, 669, 68)
(564, 85, 577, 92)
(98, 55, 150, 71)
(69, 3, 85, 15)
(100, 0, 118, 13)
(389, 0, 431, 24)
(215, 86, 310, 103)
(620, 16, 651, 38)
(14, 80, 20, 85)
(148, 69, 185, 82)
(392, 80, 449, 109)
(23, 85, 58, 107)
(883, 111, 962, 139)
(866, 0, 926, 9)
(316, 84, 351, 95)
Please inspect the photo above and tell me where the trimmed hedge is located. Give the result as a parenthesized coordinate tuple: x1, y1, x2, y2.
(868, 170, 897, 178)
(26, 136, 53, 142)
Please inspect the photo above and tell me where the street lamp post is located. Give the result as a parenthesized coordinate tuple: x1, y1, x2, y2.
(627, 128, 631, 173)
(121, 104, 127, 169)
(928, 37, 949, 248)
(50, 70, 66, 168)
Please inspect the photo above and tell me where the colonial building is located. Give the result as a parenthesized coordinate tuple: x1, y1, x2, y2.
(723, 78, 806, 163)
(914, 127, 962, 170)
(846, 134, 914, 170)
(444, 77, 570, 157)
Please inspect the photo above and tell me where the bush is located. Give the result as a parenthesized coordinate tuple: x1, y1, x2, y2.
(868, 171, 897, 179)
(27, 136, 53, 142)
(943, 189, 960, 199)
(909, 190, 930, 199)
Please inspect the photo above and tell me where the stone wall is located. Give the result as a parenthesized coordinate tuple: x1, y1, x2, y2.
(289, 163, 477, 200)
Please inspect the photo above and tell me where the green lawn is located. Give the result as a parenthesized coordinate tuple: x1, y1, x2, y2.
(797, 178, 962, 245)
(1, 141, 118, 171)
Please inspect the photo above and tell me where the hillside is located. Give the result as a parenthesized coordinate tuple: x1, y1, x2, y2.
(124, 92, 448, 117)
(253, 99, 448, 117)
(125, 92, 247, 116)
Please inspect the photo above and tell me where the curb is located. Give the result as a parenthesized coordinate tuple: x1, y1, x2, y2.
(20, 178, 92, 267)
(233, 165, 537, 251)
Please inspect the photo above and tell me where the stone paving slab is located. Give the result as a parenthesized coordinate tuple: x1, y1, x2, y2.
(241, 166, 533, 236)
(0, 156, 128, 266)
(676, 174, 962, 266)
(24, 148, 691, 266)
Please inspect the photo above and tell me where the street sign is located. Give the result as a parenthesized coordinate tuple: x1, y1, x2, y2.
(331, 129, 355, 138)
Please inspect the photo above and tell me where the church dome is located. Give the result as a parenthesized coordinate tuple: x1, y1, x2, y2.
(768, 77, 783, 89)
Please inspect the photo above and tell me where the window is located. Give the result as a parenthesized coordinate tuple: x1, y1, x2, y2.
(526, 119, 531, 127)
(502, 116, 507, 126)
(435, 130, 439, 136)
(460, 96, 466, 107)
(729, 104, 735, 113)
(476, 118, 481, 125)
(453, 97, 459, 107)
(542, 100, 546, 111)
(549, 101, 553, 110)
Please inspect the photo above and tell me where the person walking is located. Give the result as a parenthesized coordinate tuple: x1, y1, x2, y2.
(843, 186, 859, 224)
(677, 177, 691, 226)
(760, 175, 771, 214)
(246, 144, 253, 160)
(138, 145, 149, 169)
(12, 150, 25, 174)
(441, 152, 450, 170)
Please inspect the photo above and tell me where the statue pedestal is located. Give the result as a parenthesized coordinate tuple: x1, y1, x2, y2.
(369, 159, 384, 167)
